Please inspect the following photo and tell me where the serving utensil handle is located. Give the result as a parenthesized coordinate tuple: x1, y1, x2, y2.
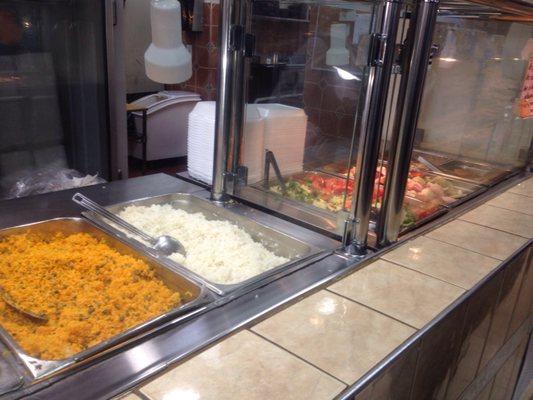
(72, 193, 155, 244)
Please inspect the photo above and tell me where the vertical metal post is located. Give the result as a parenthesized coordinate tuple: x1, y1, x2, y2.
(229, 0, 249, 186)
(376, 0, 440, 246)
(106, 0, 127, 180)
(211, 0, 247, 202)
(344, 0, 403, 254)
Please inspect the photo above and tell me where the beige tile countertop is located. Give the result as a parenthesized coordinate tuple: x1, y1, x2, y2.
(132, 176, 532, 400)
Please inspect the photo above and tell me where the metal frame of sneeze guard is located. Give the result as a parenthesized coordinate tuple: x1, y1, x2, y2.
(344, 0, 404, 255)
(211, 0, 249, 203)
(376, 0, 440, 247)
(213, 0, 406, 254)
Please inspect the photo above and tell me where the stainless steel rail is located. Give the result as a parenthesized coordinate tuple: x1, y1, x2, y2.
(464, 0, 533, 15)
(345, 0, 403, 254)
(376, 0, 440, 246)
(211, 0, 248, 202)
(228, 0, 249, 187)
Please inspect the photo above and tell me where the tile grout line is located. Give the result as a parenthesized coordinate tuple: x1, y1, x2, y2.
(481, 202, 533, 217)
(422, 234, 506, 261)
(470, 202, 533, 216)
(447, 220, 527, 241)
(506, 191, 533, 199)
(324, 288, 421, 331)
(456, 217, 532, 239)
(132, 390, 151, 400)
(379, 258, 471, 291)
(502, 190, 533, 199)
(247, 329, 351, 387)
(404, 235, 503, 262)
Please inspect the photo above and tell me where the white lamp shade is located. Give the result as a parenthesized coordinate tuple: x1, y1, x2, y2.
(145, 0, 192, 84)
(326, 23, 349, 66)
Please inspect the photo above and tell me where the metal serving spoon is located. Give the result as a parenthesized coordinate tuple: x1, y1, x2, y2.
(72, 193, 186, 257)
(0, 286, 48, 322)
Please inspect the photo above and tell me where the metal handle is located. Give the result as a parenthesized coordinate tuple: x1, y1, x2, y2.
(72, 193, 155, 244)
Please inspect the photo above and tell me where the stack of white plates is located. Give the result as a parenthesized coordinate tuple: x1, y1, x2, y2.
(240, 105, 265, 184)
(187, 102, 307, 184)
(257, 104, 307, 176)
(187, 101, 217, 184)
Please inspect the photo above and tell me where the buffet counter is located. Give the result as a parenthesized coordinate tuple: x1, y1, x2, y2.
(0, 174, 531, 400)
(119, 176, 532, 400)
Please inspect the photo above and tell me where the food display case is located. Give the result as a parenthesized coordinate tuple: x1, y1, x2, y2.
(0, 0, 532, 398)
(230, 0, 431, 241)
(374, 3, 533, 244)
(214, 1, 533, 247)
(219, 0, 533, 247)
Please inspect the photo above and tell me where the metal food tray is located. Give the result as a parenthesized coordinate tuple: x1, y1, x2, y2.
(434, 159, 513, 186)
(416, 171, 486, 208)
(0, 218, 210, 380)
(82, 193, 324, 296)
(316, 163, 352, 179)
(256, 170, 351, 216)
(400, 197, 447, 234)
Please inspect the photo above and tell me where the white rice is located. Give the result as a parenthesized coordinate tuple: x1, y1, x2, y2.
(117, 204, 289, 284)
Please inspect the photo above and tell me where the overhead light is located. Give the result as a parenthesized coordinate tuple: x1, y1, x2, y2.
(144, 0, 192, 84)
(439, 57, 458, 63)
(333, 66, 360, 81)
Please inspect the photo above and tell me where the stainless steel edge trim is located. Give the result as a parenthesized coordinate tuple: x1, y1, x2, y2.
(105, 0, 128, 180)
(377, 0, 440, 247)
(229, 0, 250, 184)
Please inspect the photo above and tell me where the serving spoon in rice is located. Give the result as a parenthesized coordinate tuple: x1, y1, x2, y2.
(72, 193, 187, 257)
(0, 286, 48, 322)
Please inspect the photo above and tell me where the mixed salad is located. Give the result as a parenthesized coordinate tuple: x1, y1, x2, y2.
(269, 164, 471, 227)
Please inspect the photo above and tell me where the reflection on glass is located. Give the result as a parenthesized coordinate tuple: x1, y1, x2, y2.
(397, 16, 533, 232)
(235, 1, 377, 237)
(0, 1, 109, 201)
(416, 18, 533, 170)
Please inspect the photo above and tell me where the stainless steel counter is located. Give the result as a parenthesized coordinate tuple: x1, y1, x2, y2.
(0, 174, 349, 400)
(0, 172, 527, 400)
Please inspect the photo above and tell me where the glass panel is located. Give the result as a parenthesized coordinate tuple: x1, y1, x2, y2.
(395, 14, 533, 232)
(234, 0, 378, 238)
(413, 16, 533, 183)
(0, 0, 109, 200)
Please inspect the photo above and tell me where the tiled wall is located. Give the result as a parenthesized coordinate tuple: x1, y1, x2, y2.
(353, 245, 532, 400)
(169, 2, 363, 148)
(167, 2, 220, 100)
